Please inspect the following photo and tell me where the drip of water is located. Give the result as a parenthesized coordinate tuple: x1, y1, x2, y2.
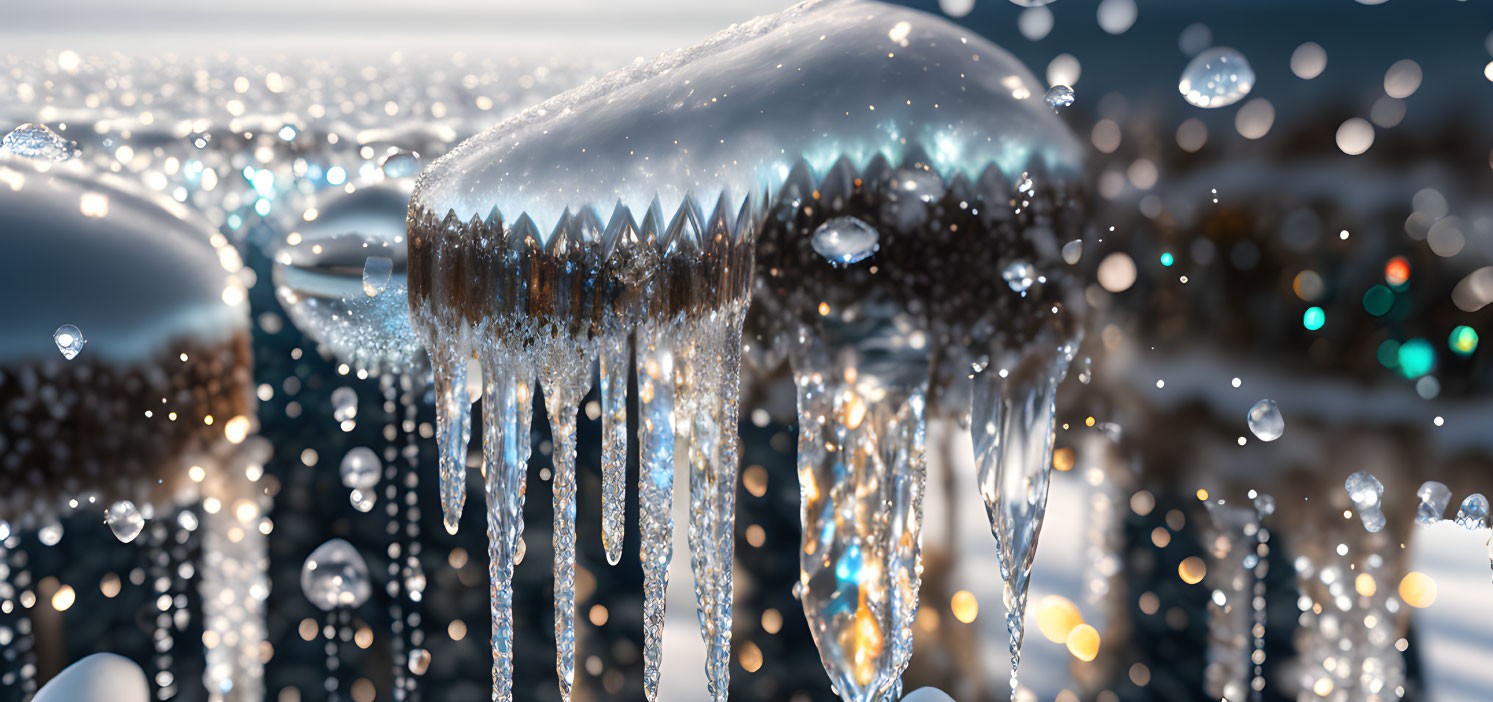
(636, 324, 676, 701)
(53, 324, 86, 360)
(600, 331, 629, 566)
(435, 346, 473, 535)
(301, 539, 372, 611)
(105, 500, 145, 543)
(794, 299, 929, 702)
(480, 349, 533, 701)
(971, 338, 1076, 699)
(1345, 472, 1386, 533)
(1179, 47, 1256, 108)
(540, 346, 588, 702)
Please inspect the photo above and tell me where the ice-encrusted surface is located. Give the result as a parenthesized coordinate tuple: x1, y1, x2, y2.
(413, 0, 1084, 234)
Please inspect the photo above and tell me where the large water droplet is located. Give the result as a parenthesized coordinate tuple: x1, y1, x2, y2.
(300, 538, 372, 611)
(331, 386, 358, 422)
(1002, 260, 1037, 293)
(53, 324, 85, 360)
(1179, 47, 1255, 108)
(2, 123, 77, 161)
(1061, 239, 1083, 265)
(1044, 85, 1075, 111)
(349, 489, 375, 513)
(380, 149, 421, 179)
(339, 446, 381, 490)
(105, 500, 145, 543)
(1246, 399, 1283, 441)
(810, 216, 880, 267)
(362, 256, 393, 297)
(1415, 481, 1451, 526)
(408, 648, 431, 675)
(39, 522, 63, 546)
(1456, 494, 1488, 530)
(1345, 472, 1386, 533)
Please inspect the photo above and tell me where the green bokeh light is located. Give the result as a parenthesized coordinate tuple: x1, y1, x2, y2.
(1303, 306, 1325, 331)
(1362, 285, 1394, 317)
(1377, 339, 1401, 368)
(1160, 252, 1174, 267)
(1449, 326, 1479, 356)
(1397, 338, 1436, 379)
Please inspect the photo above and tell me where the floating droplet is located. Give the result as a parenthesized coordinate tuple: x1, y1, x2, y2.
(105, 500, 145, 543)
(1044, 85, 1075, 111)
(331, 386, 358, 422)
(1415, 481, 1451, 526)
(362, 256, 393, 297)
(2, 123, 76, 161)
(408, 648, 431, 675)
(39, 522, 63, 546)
(380, 150, 421, 179)
(1246, 399, 1283, 441)
(1456, 494, 1488, 530)
(1002, 260, 1037, 293)
(1179, 47, 1255, 108)
(300, 538, 372, 611)
(1061, 239, 1083, 265)
(349, 489, 374, 513)
(1345, 472, 1386, 533)
(810, 216, 880, 267)
(53, 324, 85, 360)
(340, 446, 381, 492)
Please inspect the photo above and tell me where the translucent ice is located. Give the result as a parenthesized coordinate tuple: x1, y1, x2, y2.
(811, 216, 880, 267)
(380, 149, 421, 179)
(2, 123, 76, 161)
(1415, 481, 1451, 526)
(1043, 85, 1075, 111)
(104, 500, 144, 544)
(1179, 48, 1255, 108)
(362, 256, 393, 297)
(1456, 494, 1488, 530)
(301, 538, 372, 611)
(1246, 399, 1283, 441)
(1344, 472, 1385, 533)
(53, 324, 85, 360)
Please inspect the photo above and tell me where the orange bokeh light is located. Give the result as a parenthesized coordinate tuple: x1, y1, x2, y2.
(1385, 256, 1410, 286)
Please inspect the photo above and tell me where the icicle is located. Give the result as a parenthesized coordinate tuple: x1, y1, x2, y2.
(793, 300, 930, 702)
(636, 324, 676, 701)
(541, 347, 589, 702)
(482, 348, 533, 702)
(970, 339, 1075, 700)
(434, 344, 473, 535)
(675, 310, 744, 702)
(600, 330, 630, 566)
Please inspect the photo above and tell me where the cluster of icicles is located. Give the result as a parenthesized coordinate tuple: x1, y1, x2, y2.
(407, 165, 1078, 701)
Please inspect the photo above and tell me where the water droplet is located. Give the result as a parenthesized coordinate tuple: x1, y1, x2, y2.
(1415, 481, 1451, 526)
(339, 447, 380, 490)
(2, 123, 77, 161)
(1179, 47, 1255, 108)
(53, 324, 85, 360)
(1345, 472, 1386, 533)
(105, 500, 145, 543)
(1246, 399, 1283, 441)
(190, 132, 212, 149)
(1009, 0, 1055, 6)
(408, 648, 431, 675)
(331, 386, 358, 422)
(1077, 357, 1092, 385)
(1253, 493, 1275, 517)
(1061, 239, 1083, 265)
(1456, 494, 1488, 530)
(39, 522, 63, 546)
(404, 562, 427, 596)
(810, 216, 880, 267)
(1044, 85, 1075, 111)
(300, 538, 372, 610)
(380, 150, 420, 179)
(1002, 260, 1037, 293)
(362, 256, 393, 297)
(349, 489, 375, 513)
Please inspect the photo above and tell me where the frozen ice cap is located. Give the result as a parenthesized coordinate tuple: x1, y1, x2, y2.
(414, 0, 1083, 236)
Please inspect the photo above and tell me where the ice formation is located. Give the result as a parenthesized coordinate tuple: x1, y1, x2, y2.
(408, 1, 1085, 700)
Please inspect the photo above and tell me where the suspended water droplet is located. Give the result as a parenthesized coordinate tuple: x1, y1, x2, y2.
(1456, 494, 1488, 530)
(1061, 239, 1083, 265)
(1415, 481, 1451, 526)
(1044, 85, 1075, 111)
(340, 447, 381, 491)
(810, 216, 880, 267)
(1345, 472, 1386, 533)
(349, 489, 375, 513)
(1179, 47, 1255, 108)
(190, 132, 212, 149)
(53, 324, 85, 360)
(300, 538, 372, 610)
(1002, 260, 1037, 293)
(39, 522, 63, 546)
(2, 123, 76, 161)
(105, 500, 145, 543)
(408, 648, 431, 675)
(331, 386, 358, 422)
(380, 150, 421, 179)
(362, 256, 393, 297)
(405, 561, 427, 597)
(1246, 399, 1283, 441)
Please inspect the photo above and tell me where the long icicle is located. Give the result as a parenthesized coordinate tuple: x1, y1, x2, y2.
(483, 347, 533, 702)
(600, 330, 630, 566)
(636, 323, 676, 701)
(434, 344, 472, 535)
(971, 339, 1075, 700)
(542, 347, 589, 702)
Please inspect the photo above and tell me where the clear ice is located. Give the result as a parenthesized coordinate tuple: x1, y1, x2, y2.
(1179, 47, 1256, 108)
(1246, 398, 1283, 441)
(540, 345, 588, 701)
(301, 538, 372, 611)
(600, 331, 629, 567)
(811, 217, 880, 267)
(1, 123, 76, 161)
(1415, 481, 1451, 526)
(1043, 85, 1075, 111)
(104, 500, 144, 544)
(1456, 493, 1488, 530)
(1344, 471, 1386, 533)
(52, 324, 85, 360)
